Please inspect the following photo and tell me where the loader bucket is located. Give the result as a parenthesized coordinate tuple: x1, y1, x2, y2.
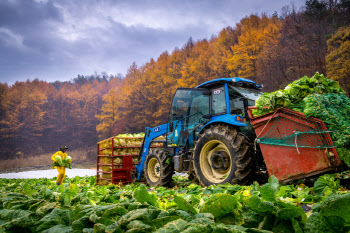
(248, 107, 342, 183)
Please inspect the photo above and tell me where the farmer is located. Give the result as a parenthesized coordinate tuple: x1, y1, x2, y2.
(51, 146, 70, 185)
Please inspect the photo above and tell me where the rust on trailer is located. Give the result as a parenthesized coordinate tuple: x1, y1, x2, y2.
(248, 107, 342, 183)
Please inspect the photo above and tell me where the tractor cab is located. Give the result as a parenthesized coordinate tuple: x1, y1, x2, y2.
(166, 78, 262, 148)
(166, 88, 210, 147)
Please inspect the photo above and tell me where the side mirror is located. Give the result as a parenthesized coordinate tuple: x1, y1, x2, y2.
(169, 122, 173, 132)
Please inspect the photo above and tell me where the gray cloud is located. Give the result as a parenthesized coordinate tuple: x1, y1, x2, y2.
(0, 0, 306, 85)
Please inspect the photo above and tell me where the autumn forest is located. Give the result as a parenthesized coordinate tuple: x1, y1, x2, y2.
(0, 0, 349, 159)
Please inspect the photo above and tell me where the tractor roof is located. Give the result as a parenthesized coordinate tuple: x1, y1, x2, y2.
(196, 77, 262, 90)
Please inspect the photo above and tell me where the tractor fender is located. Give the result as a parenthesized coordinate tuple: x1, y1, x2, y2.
(198, 114, 247, 135)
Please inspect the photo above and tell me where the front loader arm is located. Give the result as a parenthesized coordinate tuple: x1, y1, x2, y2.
(135, 123, 167, 179)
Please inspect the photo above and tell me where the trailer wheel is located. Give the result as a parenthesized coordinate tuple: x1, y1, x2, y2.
(145, 149, 174, 187)
(193, 124, 254, 186)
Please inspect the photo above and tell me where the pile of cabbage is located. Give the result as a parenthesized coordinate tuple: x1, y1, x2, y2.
(99, 132, 164, 150)
(98, 133, 146, 149)
(252, 73, 345, 117)
(113, 133, 145, 147)
(253, 73, 350, 166)
(52, 155, 72, 169)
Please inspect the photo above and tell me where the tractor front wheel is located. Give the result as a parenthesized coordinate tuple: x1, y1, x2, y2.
(193, 124, 254, 186)
(144, 149, 174, 187)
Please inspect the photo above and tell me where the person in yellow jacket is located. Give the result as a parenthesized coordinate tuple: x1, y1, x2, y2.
(51, 146, 70, 185)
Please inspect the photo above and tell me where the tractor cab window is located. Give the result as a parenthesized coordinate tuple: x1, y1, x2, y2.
(228, 85, 263, 116)
(188, 94, 210, 126)
(211, 86, 226, 115)
(169, 92, 190, 122)
(229, 85, 262, 107)
(229, 88, 244, 115)
(167, 88, 209, 147)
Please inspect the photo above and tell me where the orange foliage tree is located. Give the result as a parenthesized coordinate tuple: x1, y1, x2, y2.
(326, 25, 350, 95)
(227, 15, 282, 83)
(0, 75, 120, 158)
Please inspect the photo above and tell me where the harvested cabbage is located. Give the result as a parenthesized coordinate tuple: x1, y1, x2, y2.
(54, 155, 63, 166)
(52, 155, 72, 169)
(253, 73, 345, 117)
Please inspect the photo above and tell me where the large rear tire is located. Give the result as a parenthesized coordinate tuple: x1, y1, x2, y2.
(193, 124, 254, 186)
(144, 149, 174, 187)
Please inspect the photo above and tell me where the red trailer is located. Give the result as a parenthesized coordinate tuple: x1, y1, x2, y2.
(96, 136, 163, 185)
(247, 107, 343, 183)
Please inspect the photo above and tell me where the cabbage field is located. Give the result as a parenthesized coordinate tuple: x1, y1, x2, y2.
(1, 172, 350, 233)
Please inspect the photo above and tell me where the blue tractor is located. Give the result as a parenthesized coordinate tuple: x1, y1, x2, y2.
(135, 77, 264, 186)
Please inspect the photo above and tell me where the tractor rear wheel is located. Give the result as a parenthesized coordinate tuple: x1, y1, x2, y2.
(193, 124, 254, 186)
(144, 148, 174, 187)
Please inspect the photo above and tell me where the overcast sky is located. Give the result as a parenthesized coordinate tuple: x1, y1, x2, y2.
(0, 0, 306, 85)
